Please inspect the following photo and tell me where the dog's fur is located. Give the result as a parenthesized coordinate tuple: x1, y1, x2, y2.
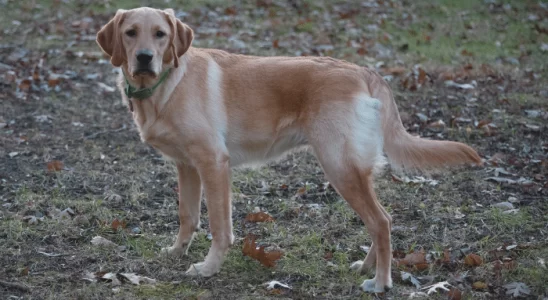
(96, 7, 482, 293)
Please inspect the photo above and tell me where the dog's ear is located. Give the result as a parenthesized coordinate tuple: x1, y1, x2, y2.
(163, 11, 193, 68)
(96, 9, 127, 67)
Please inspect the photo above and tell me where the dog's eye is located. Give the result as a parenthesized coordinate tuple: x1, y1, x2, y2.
(126, 29, 136, 37)
(156, 30, 166, 38)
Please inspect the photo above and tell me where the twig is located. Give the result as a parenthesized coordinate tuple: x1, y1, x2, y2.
(0, 279, 31, 292)
(83, 124, 127, 140)
(37, 251, 69, 257)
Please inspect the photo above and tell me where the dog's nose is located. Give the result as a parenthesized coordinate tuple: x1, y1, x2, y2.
(136, 49, 153, 64)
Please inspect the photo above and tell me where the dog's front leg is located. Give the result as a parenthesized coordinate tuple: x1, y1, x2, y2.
(185, 151, 234, 277)
(161, 163, 202, 257)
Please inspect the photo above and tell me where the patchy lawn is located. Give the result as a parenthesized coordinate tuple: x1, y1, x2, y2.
(0, 0, 546, 299)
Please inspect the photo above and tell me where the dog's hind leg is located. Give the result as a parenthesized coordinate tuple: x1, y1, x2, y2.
(315, 151, 393, 293)
(307, 93, 392, 293)
(350, 201, 392, 275)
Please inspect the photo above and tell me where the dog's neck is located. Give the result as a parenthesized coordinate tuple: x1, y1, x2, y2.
(120, 53, 189, 123)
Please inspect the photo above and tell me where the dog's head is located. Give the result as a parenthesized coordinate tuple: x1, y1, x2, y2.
(96, 7, 193, 79)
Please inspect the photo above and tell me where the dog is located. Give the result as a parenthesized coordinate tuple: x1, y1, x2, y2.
(96, 7, 481, 293)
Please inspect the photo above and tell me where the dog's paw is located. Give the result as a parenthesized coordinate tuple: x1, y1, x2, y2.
(185, 262, 219, 277)
(350, 260, 374, 275)
(160, 246, 186, 257)
(361, 277, 392, 293)
(350, 260, 363, 271)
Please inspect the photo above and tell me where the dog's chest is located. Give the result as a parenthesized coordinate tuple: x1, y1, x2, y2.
(133, 111, 189, 163)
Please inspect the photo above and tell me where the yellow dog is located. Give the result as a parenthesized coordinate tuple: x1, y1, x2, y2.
(96, 7, 481, 293)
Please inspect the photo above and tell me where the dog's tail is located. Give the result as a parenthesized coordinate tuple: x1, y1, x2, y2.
(371, 74, 482, 171)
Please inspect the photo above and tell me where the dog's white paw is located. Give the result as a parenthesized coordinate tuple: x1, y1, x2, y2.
(361, 277, 392, 293)
(350, 260, 374, 275)
(185, 261, 219, 277)
(350, 260, 363, 271)
(160, 246, 186, 257)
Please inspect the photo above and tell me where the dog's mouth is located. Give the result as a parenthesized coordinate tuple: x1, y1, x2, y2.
(132, 69, 157, 78)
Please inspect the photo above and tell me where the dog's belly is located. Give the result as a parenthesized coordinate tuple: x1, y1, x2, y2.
(226, 130, 308, 167)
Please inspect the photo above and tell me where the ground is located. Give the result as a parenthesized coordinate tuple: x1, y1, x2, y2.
(0, 0, 547, 299)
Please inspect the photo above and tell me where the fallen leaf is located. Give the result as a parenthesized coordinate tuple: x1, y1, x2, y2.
(401, 271, 421, 288)
(538, 258, 545, 268)
(91, 236, 117, 247)
(464, 253, 483, 266)
(47, 160, 64, 172)
(48, 77, 61, 87)
(381, 66, 407, 76)
(417, 67, 427, 85)
(503, 259, 517, 270)
(264, 280, 291, 290)
(461, 49, 474, 57)
(23, 215, 41, 225)
(19, 267, 29, 276)
(445, 80, 476, 89)
(97, 82, 115, 93)
(396, 250, 429, 270)
(485, 177, 516, 184)
(448, 288, 462, 300)
(54, 208, 74, 219)
(391, 175, 439, 186)
(491, 202, 514, 210)
(100, 272, 121, 286)
(504, 282, 530, 297)
(472, 281, 487, 290)
(19, 79, 31, 91)
(111, 218, 127, 231)
(119, 273, 156, 285)
(242, 234, 283, 268)
(422, 281, 451, 294)
(245, 211, 275, 223)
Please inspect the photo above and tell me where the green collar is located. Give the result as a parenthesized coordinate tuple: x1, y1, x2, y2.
(123, 68, 172, 100)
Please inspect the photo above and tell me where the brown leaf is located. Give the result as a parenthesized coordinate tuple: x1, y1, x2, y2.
(464, 253, 483, 266)
(224, 7, 237, 15)
(405, 251, 427, 265)
(382, 66, 406, 76)
(441, 248, 451, 264)
(242, 235, 283, 268)
(461, 49, 474, 57)
(472, 281, 487, 290)
(396, 250, 428, 269)
(476, 119, 491, 129)
(448, 288, 462, 300)
(503, 259, 517, 270)
(272, 39, 279, 49)
(19, 266, 29, 276)
(47, 160, 64, 172)
(391, 174, 404, 183)
(111, 218, 127, 231)
(19, 79, 31, 91)
(245, 212, 275, 223)
(417, 68, 427, 85)
(48, 78, 61, 87)
(488, 153, 506, 166)
(392, 249, 406, 259)
(33, 68, 40, 82)
(414, 262, 429, 271)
